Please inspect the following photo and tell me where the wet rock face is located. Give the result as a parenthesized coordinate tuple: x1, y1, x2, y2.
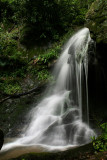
(62, 109, 79, 124)
(88, 39, 96, 65)
(0, 129, 4, 150)
(86, 0, 107, 44)
(86, 0, 107, 123)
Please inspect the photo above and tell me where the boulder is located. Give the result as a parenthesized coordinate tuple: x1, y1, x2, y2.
(0, 128, 4, 150)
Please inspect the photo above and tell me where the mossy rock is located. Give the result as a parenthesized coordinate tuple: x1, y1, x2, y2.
(86, 0, 107, 43)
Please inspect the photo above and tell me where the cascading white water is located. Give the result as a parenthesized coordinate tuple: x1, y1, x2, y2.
(2, 28, 96, 151)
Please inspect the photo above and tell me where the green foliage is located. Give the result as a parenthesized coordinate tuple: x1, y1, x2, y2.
(27, 66, 53, 82)
(31, 44, 61, 81)
(72, 8, 87, 24)
(0, 27, 17, 56)
(4, 83, 21, 94)
(0, 0, 95, 46)
(20, 0, 90, 46)
(0, 0, 13, 24)
(1, 29, 13, 51)
(0, 26, 27, 69)
(92, 122, 107, 152)
(37, 69, 52, 81)
(0, 22, 75, 95)
(37, 45, 60, 65)
(0, 79, 21, 94)
(20, 0, 62, 46)
(0, 0, 26, 25)
(88, 0, 96, 7)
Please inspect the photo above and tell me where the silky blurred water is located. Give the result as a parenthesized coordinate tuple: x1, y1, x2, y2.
(2, 28, 96, 152)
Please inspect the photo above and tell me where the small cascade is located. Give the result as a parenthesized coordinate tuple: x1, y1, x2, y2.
(2, 28, 96, 151)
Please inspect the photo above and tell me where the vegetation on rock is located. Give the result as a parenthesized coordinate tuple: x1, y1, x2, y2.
(86, 0, 107, 43)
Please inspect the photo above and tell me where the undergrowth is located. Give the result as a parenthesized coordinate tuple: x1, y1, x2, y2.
(0, 25, 75, 95)
(92, 122, 107, 153)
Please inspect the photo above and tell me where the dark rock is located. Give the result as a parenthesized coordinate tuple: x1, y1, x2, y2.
(88, 39, 97, 65)
(62, 109, 79, 124)
(0, 129, 4, 150)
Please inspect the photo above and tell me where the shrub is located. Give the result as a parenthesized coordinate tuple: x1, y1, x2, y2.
(92, 122, 107, 152)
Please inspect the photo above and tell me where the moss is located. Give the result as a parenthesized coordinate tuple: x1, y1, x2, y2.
(86, 0, 107, 43)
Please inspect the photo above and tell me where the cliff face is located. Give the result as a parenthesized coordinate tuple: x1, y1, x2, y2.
(86, 0, 107, 44)
(86, 0, 107, 123)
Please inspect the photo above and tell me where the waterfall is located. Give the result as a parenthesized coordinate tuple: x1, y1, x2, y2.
(2, 28, 96, 151)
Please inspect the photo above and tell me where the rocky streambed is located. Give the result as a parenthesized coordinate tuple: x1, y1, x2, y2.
(0, 142, 107, 160)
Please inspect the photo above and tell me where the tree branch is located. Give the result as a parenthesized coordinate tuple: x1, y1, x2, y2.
(0, 85, 44, 104)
